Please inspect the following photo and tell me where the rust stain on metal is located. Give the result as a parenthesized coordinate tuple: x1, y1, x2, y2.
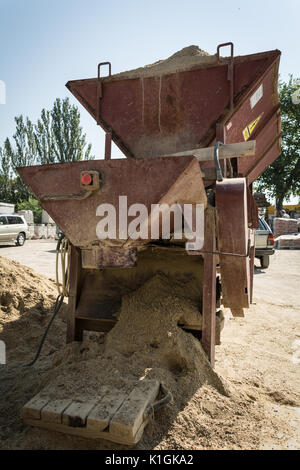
(81, 247, 137, 269)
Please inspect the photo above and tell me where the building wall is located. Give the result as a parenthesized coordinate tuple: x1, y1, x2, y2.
(0, 202, 15, 214)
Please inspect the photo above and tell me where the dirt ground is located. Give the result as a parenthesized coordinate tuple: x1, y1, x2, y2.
(0, 248, 299, 450)
(216, 250, 300, 449)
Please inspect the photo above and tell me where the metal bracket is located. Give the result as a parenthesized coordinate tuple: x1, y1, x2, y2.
(217, 42, 234, 110)
(97, 61, 112, 79)
(214, 141, 224, 182)
(97, 62, 112, 124)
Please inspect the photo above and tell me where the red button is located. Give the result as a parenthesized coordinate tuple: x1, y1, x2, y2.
(81, 173, 92, 185)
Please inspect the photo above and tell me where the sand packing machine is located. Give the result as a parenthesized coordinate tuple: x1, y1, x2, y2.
(19, 43, 281, 444)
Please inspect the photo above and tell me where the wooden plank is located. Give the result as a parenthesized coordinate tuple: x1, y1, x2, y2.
(86, 389, 128, 432)
(23, 418, 143, 446)
(41, 399, 73, 424)
(201, 206, 216, 366)
(109, 380, 160, 441)
(22, 384, 151, 445)
(62, 399, 99, 427)
(165, 140, 256, 161)
(22, 394, 49, 420)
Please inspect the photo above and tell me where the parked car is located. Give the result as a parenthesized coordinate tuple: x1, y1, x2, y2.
(255, 217, 275, 268)
(0, 214, 30, 246)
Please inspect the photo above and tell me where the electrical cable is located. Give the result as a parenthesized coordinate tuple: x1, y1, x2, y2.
(24, 235, 70, 367)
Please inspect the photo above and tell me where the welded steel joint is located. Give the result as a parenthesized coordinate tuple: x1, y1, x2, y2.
(214, 141, 224, 182)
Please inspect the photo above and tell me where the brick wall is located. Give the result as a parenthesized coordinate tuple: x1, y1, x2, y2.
(276, 234, 300, 249)
(273, 217, 298, 238)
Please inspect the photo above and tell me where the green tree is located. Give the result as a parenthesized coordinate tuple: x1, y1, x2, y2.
(35, 109, 55, 164)
(16, 196, 42, 223)
(0, 144, 14, 202)
(3, 116, 37, 202)
(34, 98, 93, 164)
(256, 77, 300, 210)
(0, 97, 94, 205)
(49, 98, 93, 163)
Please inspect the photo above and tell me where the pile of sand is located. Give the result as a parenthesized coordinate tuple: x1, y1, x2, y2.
(36, 273, 226, 400)
(0, 256, 65, 362)
(108, 45, 217, 81)
(0, 256, 276, 450)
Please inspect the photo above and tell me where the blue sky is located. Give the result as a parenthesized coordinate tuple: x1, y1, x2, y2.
(0, 0, 299, 159)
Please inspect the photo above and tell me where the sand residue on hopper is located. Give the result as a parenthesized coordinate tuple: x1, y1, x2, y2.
(107, 45, 217, 80)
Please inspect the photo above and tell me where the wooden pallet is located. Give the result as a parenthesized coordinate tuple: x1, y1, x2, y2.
(22, 379, 160, 446)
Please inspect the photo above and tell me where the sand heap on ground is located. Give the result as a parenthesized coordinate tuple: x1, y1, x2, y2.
(38, 273, 226, 402)
(0, 256, 270, 450)
(0, 256, 64, 362)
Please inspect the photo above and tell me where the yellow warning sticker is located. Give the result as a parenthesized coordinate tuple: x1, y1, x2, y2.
(242, 115, 262, 141)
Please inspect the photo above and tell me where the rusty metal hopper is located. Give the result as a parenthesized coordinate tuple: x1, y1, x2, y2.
(17, 156, 206, 250)
(66, 46, 281, 184)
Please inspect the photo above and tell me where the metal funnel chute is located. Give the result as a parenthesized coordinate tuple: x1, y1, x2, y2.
(17, 156, 206, 248)
(66, 46, 281, 183)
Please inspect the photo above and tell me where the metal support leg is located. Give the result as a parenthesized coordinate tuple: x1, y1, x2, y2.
(201, 206, 216, 367)
(66, 245, 83, 343)
(249, 233, 255, 304)
(105, 131, 112, 160)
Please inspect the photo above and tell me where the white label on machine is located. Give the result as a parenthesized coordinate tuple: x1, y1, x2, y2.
(250, 84, 263, 109)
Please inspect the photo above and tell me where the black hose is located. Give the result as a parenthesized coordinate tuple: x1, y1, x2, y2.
(24, 294, 64, 367)
(143, 384, 173, 420)
(24, 234, 67, 367)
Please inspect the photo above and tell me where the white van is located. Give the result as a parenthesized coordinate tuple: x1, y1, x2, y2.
(0, 214, 30, 246)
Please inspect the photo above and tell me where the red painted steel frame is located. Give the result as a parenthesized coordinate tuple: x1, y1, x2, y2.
(216, 178, 252, 314)
(201, 206, 216, 366)
(67, 245, 83, 343)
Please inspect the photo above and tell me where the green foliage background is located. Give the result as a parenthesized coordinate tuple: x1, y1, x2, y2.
(0, 98, 94, 221)
(255, 77, 300, 209)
